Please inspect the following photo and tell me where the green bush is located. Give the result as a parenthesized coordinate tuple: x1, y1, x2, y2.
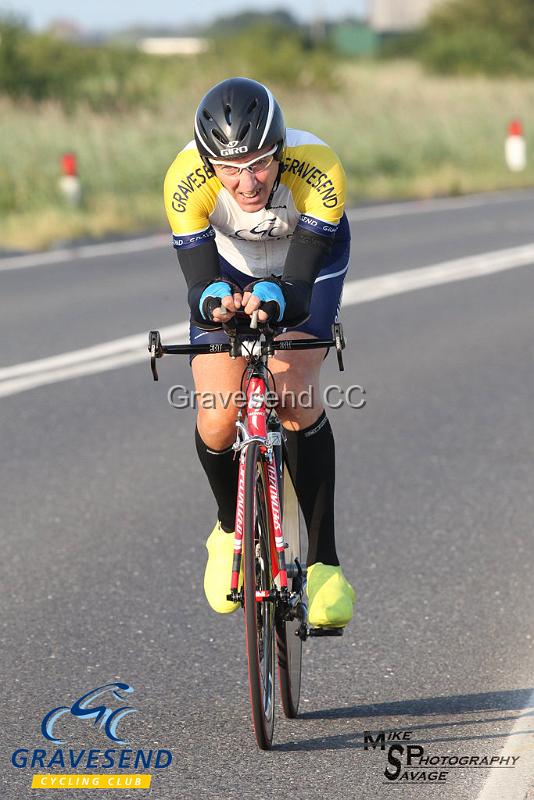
(420, 26, 521, 75)
(210, 22, 336, 89)
(0, 17, 337, 112)
(0, 20, 145, 109)
(420, 0, 534, 75)
(378, 31, 426, 60)
(0, 18, 33, 98)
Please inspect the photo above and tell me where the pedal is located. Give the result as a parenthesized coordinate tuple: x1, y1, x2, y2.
(308, 627, 344, 637)
(296, 622, 308, 641)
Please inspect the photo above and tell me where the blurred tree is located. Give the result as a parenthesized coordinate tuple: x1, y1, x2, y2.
(210, 21, 335, 88)
(0, 10, 337, 109)
(0, 18, 32, 97)
(429, 0, 534, 53)
(420, 0, 534, 73)
(207, 11, 300, 35)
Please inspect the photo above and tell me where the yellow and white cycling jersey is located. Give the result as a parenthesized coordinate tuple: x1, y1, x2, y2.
(163, 128, 346, 278)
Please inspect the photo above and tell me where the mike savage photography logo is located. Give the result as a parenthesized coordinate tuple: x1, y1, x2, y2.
(364, 729, 521, 785)
(167, 383, 367, 410)
(11, 682, 173, 790)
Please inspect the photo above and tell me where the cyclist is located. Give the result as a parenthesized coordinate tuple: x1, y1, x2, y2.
(164, 77, 355, 628)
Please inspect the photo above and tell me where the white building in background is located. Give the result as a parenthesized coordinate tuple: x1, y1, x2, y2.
(369, 0, 444, 31)
(138, 38, 209, 56)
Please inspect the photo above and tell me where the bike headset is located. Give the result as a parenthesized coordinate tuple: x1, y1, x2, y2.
(194, 77, 286, 209)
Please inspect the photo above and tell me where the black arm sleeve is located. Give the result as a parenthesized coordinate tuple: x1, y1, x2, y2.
(283, 228, 333, 284)
(280, 229, 334, 326)
(175, 239, 222, 327)
(176, 238, 220, 292)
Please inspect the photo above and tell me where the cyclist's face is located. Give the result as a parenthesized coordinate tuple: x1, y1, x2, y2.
(210, 147, 279, 212)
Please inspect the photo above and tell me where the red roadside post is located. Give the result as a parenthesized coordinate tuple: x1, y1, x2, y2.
(59, 152, 82, 206)
(505, 120, 526, 172)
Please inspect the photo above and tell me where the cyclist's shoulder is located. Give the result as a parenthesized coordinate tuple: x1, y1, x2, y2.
(164, 140, 211, 186)
(284, 128, 341, 164)
(164, 140, 221, 220)
(281, 129, 346, 220)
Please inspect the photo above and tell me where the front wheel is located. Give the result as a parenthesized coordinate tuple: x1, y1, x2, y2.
(243, 441, 275, 750)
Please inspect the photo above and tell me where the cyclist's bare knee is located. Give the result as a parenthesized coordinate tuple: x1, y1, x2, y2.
(196, 408, 237, 450)
(191, 352, 243, 449)
(278, 403, 325, 431)
(270, 333, 325, 430)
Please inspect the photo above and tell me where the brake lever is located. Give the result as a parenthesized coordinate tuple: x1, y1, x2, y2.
(148, 330, 163, 381)
(333, 322, 345, 372)
(217, 311, 240, 358)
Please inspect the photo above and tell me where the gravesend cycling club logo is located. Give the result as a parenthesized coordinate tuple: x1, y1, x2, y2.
(11, 682, 173, 791)
(234, 216, 289, 240)
(364, 729, 521, 785)
(41, 682, 137, 745)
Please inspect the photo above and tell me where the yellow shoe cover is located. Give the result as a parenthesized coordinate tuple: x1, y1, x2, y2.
(307, 563, 355, 628)
(204, 522, 242, 614)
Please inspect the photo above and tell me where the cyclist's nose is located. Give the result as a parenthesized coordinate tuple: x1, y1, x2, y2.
(238, 169, 259, 191)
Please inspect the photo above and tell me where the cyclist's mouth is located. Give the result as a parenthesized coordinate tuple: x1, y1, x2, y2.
(235, 186, 267, 210)
(239, 190, 261, 200)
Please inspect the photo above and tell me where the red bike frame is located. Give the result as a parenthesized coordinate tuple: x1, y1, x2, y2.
(230, 374, 288, 598)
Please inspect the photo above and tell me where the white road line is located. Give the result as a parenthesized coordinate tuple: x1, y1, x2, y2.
(0, 351, 150, 398)
(1, 241, 534, 399)
(0, 327, 185, 381)
(0, 322, 189, 397)
(475, 689, 534, 800)
(345, 189, 534, 222)
(0, 233, 169, 273)
(341, 242, 534, 305)
(1, 191, 534, 273)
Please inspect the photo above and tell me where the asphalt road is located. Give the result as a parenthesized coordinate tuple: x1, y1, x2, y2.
(1, 190, 534, 799)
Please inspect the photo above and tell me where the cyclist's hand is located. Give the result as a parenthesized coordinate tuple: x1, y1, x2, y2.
(211, 292, 242, 323)
(242, 280, 286, 324)
(199, 281, 242, 323)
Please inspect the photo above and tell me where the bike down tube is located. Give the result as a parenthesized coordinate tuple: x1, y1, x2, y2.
(247, 375, 289, 593)
(263, 460, 288, 590)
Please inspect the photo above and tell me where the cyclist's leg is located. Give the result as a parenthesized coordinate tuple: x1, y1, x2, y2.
(191, 353, 245, 613)
(189, 254, 251, 525)
(270, 344, 354, 628)
(270, 224, 354, 626)
(269, 339, 337, 565)
(188, 258, 252, 612)
(193, 351, 245, 449)
(269, 225, 350, 565)
(192, 351, 245, 530)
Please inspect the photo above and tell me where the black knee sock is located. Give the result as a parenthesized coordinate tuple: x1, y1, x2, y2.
(195, 427, 239, 532)
(283, 411, 339, 567)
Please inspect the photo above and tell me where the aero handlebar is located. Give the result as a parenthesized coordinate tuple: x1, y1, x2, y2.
(148, 320, 346, 381)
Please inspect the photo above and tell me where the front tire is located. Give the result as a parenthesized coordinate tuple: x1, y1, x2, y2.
(243, 442, 275, 750)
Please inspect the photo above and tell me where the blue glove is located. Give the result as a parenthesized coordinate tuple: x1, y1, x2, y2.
(199, 281, 233, 321)
(248, 280, 286, 322)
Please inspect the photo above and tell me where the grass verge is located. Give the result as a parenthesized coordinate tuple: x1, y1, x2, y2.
(2, 61, 534, 250)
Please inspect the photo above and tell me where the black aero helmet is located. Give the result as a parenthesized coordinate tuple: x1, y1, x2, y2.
(194, 77, 285, 164)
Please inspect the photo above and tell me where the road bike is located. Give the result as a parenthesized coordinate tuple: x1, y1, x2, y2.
(148, 314, 346, 749)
